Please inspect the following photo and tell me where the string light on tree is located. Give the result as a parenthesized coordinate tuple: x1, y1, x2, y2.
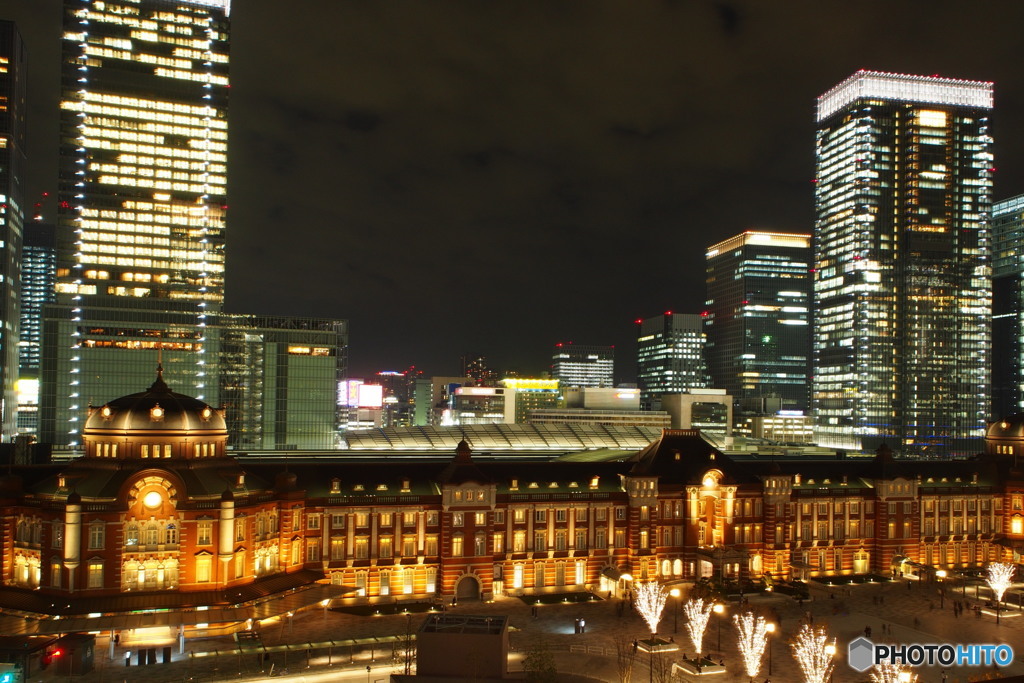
(635, 581, 668, 635)
(733, 611, 769, 682)
(682, 598, 714, 656)
(869, 660, 917, 683)
(986, 562, 1016, 624)
(791, 624, 835, 683)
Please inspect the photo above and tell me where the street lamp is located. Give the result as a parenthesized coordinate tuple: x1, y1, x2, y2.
(936, 570, 946, 609)
(669, 588, 681, 634)
(713, 603, 725, 653)
(765, 622, 776, 675)
(621, 573, 633, 600)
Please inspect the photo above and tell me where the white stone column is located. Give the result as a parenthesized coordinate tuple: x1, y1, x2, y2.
(219, 496, 235, 584)
(64, 500, 81, 592)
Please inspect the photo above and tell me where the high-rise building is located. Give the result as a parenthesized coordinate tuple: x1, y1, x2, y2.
(551, 342, 614, 388)
(991, 194, 1024, 418)
(374, 366, 422, 428)
(43, 0, 229, 446)
(17, 223, 56, 434)
(217, 315, 347, 450)
(0, 21, 27, 437)
(704, 231, 811, 412)
(461, 353, 500, 386)
(813, 71, 993, 455)
(635, 313, 709, 410)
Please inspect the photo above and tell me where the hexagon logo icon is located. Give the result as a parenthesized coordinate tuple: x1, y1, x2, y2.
(848, 637, 875, 672)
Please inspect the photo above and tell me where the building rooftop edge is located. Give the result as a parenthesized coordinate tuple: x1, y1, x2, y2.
(817, 70, 993, 122)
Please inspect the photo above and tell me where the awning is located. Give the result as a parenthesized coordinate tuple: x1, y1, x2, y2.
(601, 567, 622, 581)
(0, 584, 351, 636)
(891, 554, 909, 564)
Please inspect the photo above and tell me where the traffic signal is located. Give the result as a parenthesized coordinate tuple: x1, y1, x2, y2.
(41, 647, 62, 669)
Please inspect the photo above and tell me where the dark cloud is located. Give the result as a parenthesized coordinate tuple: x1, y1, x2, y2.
(6, 0, 1024, 379)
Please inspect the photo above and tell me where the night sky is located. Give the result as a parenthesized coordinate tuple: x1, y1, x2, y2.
(5, 0, 1024, 381)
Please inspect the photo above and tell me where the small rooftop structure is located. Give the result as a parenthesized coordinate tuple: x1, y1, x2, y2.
(417, 614, 509, 679)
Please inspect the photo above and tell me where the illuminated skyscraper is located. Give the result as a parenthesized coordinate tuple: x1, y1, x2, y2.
(635, 313, 709, 410)
(0, 21, 26, 437)
(704, 231, 811, 411)
(551, 342, 614, 388)
(813, 71, 993, 455)
(42, 0, 230, 445)
(18, 223, 55, 434)
(991, 194, 1024, 417)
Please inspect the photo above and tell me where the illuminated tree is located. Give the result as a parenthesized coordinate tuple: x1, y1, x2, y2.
(986, 562, 1016, 624)
(790, 624, 835, 683)
(635, 581, 668, 635)
(986, 562, 1015, 604)
(732, 612, 769, 681)
(869, 660, 917, 683)
(682, 598, 713, 656)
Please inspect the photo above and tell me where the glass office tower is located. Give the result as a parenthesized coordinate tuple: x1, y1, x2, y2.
(0, 21, 26, 437)
(43, 0, 230, 446)
(704, 231, 811, 412)
(636, 313, 709, 411)
(813, 71, 993, 456)
(18, 223, 56, 435)
(551, 343, 614, 388)
(991, 194, 1024, 418)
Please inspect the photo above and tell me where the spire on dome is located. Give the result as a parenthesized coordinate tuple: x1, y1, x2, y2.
(149, 362, 170, 393)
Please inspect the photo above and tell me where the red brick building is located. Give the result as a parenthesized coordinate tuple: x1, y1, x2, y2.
(1, 375, 1022, 638)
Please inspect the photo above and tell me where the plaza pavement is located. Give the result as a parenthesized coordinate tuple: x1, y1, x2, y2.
(21, 575, 1024, 683)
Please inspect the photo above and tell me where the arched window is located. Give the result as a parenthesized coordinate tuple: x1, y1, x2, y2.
(165, 523, 177, 545)
(125, 523, 139, 546)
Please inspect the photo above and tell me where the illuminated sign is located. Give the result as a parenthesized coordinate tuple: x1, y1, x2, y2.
(456, 387, 498, 396)
(501, 378, 559, 391)
(358, 385, 383, 408)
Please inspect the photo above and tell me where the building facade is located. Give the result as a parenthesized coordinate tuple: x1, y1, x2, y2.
(0, 21, 26, 437)
(44, 0, 231, 446)
(704, 231, 811, 412)
(17, 223, 55, 435)
(813, 71, 993, 456)
(992, 194, 1024, 418)
(636, 313, 709, 411)
(551, 343, 614, 389)
(1, 376, 1022, 639)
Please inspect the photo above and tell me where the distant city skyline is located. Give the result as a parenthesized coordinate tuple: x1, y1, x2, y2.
(3, 1, 1024, 379)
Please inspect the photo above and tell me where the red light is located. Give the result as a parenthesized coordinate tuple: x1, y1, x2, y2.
(52, 649, 63, 658)
(556, 343, 562, 347)
(665, 310, 672, 315)
(633, 319, 642, 324)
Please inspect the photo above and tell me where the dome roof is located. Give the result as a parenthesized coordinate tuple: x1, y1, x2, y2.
(83, 367, 226, 434)
(986, 414, 1024, 440)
